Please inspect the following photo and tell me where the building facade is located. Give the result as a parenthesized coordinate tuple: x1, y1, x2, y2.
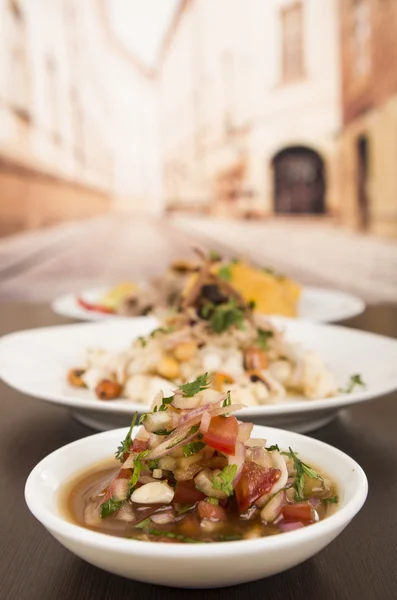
(0, 0, 161, 236)
(158, 0, 342, 218)
(339, 0, 397, 237)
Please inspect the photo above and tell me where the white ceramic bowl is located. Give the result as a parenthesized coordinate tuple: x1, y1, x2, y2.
(25, 425, 368, 588)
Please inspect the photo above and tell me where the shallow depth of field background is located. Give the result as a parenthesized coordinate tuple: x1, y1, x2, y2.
(0, 0, 396, 303)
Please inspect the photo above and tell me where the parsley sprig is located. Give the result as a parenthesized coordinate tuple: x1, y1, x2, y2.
(115, 413, 138, 462)
(282, 447, 322, 502)
(100, 497, 124, 519)
(129, 450, 150, 492)
(257, 328, 274, 350)
(323, 495, 339, 504)
(341, 374, 366, 394)
(179, 373, 210, 397)
(218, 264, 232, 281)
(203, 297, 246, 334)
(222, 391, 232, 408)
(212, 464, 237, 496)
(182, 441, 205, 457)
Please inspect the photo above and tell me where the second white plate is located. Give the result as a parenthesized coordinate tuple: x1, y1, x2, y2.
(52, 286, 365, 323)
(0, 317, 395, 432)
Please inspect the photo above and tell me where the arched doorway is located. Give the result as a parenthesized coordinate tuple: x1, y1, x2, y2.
(272, 147, 325, 214)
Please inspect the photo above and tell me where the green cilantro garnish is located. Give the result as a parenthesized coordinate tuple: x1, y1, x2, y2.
(134, 517, 151, 529)
(341, 374, 366, 394)
(222, 391, 232, 408)
(248, 299, 256, 310)
(209, 250, 222, 261)
(154, 428, 175, 436)
(182, 441, 205, 457)
(150, 326, 175, 338)
(218, 264, 232, 281)
(257, 328, 274, 350)
(129, 450, 150, 492)
(100, 497, 124, 519)
(147, 529, 202, 543)
(266, 444, 280, 452)
(179, 373, 210, 397)
(207, 498, 219, 505)
(166, 425, 200, 450)
(148, 459, 160, 470)
(212, 464, 237, 496)
(153, 395, 174, 413)
(282, 447, 322, 502)
(137, 336, 147, 348)
(207, 297, 246, 334)
(322, 495, 339, 504)
(115, 413, 138, 462)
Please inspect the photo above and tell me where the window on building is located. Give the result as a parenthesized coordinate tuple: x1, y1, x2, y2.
(7, 0, 29, 119)
(351, 0, 371, 77)
(281, 2, 304, 82)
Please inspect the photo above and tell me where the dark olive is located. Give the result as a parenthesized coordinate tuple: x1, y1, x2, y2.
(201, 284, 227, 304)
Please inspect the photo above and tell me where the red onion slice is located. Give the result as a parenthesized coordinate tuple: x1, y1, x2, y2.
(146, 422, 200, 459)
(260, 491, 286, 523)
(207, 404, 244, 417)
(309, 497, 321, 508)
(279, 521, 305, 532)
(199, 411, 212, 434)
(179, 404, 213, 426)
(150, 508, 175, 525)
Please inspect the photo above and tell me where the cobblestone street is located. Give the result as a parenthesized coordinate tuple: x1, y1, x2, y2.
(0, 213, 396, 304)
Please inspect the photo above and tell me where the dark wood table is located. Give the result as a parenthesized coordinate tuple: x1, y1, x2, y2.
(1, 303, 397, 600)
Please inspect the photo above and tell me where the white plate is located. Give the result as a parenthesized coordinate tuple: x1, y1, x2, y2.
(0, 317, 395, 433)
(25, 424, 368, 588)
(52, 286, 365, 323)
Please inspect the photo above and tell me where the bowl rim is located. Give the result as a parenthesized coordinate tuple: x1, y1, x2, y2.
(25, 424, 368, 559)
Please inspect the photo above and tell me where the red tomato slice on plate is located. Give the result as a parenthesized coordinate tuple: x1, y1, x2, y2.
(77, 297, 115, 314)
(203, 415, 239, 455)
(282, 502, 314, 522)
(235, 463, 281, 512)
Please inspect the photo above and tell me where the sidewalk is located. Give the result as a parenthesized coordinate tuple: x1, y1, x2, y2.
(0, 213, 396, 303)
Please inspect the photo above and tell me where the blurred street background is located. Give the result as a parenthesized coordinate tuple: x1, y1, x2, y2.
(1, 0, 396, 303)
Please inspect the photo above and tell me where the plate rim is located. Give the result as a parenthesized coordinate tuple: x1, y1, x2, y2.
(0, 317, 395, 418)
(51, 285, 365, 324)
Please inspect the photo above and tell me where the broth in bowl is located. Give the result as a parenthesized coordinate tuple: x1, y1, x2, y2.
(62, 374, 338, 544)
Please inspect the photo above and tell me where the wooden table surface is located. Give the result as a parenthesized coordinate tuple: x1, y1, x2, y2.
(1, 303, 397, 600)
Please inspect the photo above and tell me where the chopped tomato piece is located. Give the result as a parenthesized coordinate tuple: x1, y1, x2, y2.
(130, 439, 149, 453)
(173, 480, 206, 505)
(282, 502, 314, 523)
(197, 500, 227, 521)
(77, 297, 115, 314)
(203, 415, 239, 455)
(235, 463, 281, 512)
